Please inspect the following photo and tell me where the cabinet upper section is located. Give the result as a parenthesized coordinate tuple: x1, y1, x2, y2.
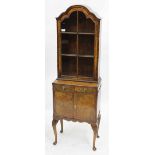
(56, 5, 100, 82)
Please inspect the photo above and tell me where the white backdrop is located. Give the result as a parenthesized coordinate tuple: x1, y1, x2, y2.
(45, 1, 108, 155)
(1, 0, 155, 155)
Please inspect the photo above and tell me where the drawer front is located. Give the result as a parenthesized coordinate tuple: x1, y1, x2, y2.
(75, 87, 97, 93)
(53, 84, 74, 92)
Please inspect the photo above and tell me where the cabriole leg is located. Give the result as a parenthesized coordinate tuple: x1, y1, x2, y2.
(91, 124, 98, 151)
(60, 119, 63, 133)
(52, 119, 58, 145)
(97, 113, 101, 138)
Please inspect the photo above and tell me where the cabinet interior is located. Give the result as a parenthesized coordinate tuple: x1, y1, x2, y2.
(60, 11, 95, 81)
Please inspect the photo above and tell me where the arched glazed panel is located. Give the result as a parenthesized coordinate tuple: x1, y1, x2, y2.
(78, 12, 95, 33)
(61, 11, 77, 32)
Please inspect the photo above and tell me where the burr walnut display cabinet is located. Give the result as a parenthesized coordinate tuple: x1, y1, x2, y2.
(52, 5, 101, 151)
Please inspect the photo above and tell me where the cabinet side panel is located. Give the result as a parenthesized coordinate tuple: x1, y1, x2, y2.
(57, 20, 62, 77)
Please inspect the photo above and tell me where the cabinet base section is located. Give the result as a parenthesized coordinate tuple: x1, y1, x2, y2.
(52, 112, 101, 151)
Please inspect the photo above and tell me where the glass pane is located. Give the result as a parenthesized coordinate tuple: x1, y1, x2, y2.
(78, 12, 95, 33)
(78, 34, 94, 55)
(78, 57, 93, 77)
(62, 34, 77, 54)
(61, 11, 77, 32)
(62, 56, 77, 76)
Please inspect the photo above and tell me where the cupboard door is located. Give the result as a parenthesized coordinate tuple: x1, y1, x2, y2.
(54, 91, 74, 119)
(74, 91, 96, 122)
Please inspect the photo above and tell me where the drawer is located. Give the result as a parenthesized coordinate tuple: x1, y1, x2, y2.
(75, 87, 97, 93)
(53, 84, 75, 92)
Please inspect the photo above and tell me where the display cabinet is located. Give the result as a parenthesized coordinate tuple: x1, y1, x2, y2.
(52, 5, 101, 151)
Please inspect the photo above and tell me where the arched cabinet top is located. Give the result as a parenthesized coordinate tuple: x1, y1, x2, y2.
(56, 5, 100, 24)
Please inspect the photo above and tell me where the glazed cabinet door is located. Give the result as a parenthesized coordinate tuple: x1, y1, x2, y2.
(53, 85, 74, 119)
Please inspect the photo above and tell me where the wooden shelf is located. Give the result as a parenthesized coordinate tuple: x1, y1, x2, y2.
(61, 32, 95, 35)
(78, 54, 94, 58)
(78, 75, 93, 79)
(61, 75, 77, 78)
(61, 32, 77, 34)
(61, 54, 94, 58)
(78, 32, 95, 35)
(62, 54, 77, 57)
